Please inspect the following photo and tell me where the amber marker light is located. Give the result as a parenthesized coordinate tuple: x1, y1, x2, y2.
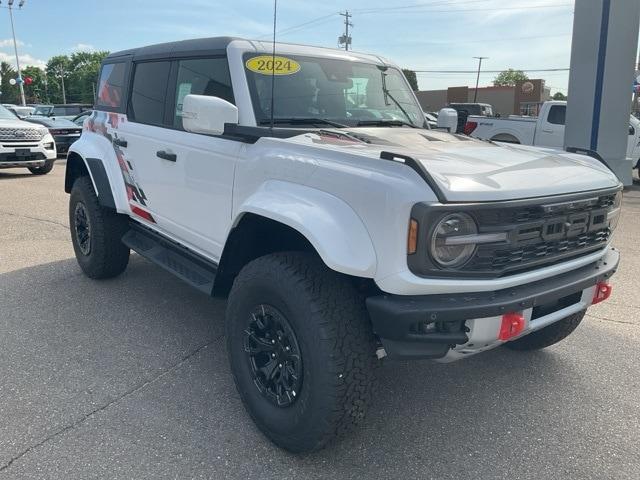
(407, 219, 419, 255)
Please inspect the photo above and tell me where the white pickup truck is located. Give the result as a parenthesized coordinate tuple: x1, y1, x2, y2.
(465, 100, 640, 168)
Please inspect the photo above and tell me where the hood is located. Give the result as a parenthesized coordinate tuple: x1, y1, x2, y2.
(290, 127, 621, 202)
(26, 116, 78, 128)
(0, 117, 43, 130)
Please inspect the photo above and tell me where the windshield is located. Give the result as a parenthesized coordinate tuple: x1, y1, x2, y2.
(0, 104, 19, 120)
(244, 54, 425, 128)
(34, 105, 53, 116)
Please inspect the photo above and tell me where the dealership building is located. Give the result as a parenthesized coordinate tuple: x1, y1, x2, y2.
(415, 79, 552, 116)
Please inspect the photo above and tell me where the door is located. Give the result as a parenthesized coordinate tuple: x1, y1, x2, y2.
(118, 57, 241, 261)
(535, 104, 566, 148)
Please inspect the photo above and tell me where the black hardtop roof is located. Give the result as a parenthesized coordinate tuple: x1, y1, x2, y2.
(106, 36, 241, 61)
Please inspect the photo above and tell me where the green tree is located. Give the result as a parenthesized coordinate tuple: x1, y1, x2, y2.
(0, 61, 18, 104)
(22, 65, 46, 103)
(493, 69, 529, 87)
(67, 51, 109, 104)
(402, 68, 419, 91)
(552, 91, 567, 100)
(45, 51, 109, 104)
(45, 55, 71, 103)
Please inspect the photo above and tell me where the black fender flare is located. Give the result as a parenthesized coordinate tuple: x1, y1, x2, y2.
(65, 153, 116, 209)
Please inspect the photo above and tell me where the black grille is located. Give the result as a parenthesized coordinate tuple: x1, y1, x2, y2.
(474, 193, 616, 225)
(408, 188, 621, 279)
(468, 228, 610, 273)
(462, 193, 616, 275)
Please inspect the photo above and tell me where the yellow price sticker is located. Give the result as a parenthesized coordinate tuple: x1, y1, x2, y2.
(245, 55, 301, 76)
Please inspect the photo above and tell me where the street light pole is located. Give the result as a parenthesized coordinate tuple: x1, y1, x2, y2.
(58, 67, 67, 104)
(6, 0, 26, 106)
(472, 56, 488, 103)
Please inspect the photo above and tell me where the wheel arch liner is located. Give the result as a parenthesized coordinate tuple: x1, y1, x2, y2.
(235, 180, 377, 277)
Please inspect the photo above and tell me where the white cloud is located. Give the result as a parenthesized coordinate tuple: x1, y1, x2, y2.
(0, 51, 46, 69)
(0, 39, 25, 48)
(70, 43, 95, 52)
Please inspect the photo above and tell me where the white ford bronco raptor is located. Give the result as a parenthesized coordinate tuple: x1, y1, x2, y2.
(65, 37, 622, 453)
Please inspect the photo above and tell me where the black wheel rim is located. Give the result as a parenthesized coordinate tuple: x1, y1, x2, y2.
(244, 304, 303, 408)
(74, 201, 91, 256)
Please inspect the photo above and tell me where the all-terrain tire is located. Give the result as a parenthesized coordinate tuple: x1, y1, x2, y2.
(69, 176, 130, 279)
(225, 252, 378, 453)
(28, 159, 55, 175)
(503, 311, 585, 351)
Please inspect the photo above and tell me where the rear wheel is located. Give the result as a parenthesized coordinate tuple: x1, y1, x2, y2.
(503, 311, 585, 351)
(69, 176, 130, 279)
(225, 252, 378, 453)
(28, 159, 54, 175)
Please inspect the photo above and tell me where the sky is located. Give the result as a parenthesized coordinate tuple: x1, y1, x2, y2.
(0, 0, 630, 95)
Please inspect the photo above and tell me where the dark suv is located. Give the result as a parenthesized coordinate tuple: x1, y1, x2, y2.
(32, 104, 92, 120)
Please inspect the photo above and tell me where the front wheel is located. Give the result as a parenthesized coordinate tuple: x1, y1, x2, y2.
(503, 311, 585, 351)
(28, 159, 54, 175)
(225, 252, 378, 453)
(69, 176, 130, 279)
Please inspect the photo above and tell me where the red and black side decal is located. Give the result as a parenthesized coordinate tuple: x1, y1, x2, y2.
(86, 111, 155, 223)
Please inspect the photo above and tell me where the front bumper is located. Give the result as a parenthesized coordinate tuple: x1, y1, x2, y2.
(366, 247, 619, 360)
(0, 137, 57, 168)
(53, 134, 81, 153)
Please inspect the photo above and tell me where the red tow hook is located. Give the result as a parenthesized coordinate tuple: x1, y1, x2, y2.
(498, 312, 526, 341)
(592, 282, 613, 305)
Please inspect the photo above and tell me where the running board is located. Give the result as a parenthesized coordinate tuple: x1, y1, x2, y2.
(122, 224, 217, 295)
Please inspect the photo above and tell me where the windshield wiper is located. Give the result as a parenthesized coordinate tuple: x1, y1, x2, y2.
(356, 119, 418, 128)
(258, 118, 348, 128)
(378, 70, 418, 126)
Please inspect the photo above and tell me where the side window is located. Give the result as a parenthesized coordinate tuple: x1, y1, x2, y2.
(172, 57, 234, 129)
(129, 61, 171, 126)
(547, 105, 566, 125)
(96, 62, 127, 110)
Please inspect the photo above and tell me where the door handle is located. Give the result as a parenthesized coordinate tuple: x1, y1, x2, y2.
(541, 128, 554, 133)
(113, 137, 127, 148)
(156, 150, 177, 162)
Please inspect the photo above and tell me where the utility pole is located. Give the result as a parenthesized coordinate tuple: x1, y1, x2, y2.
(472, 56, 488, 103)
(5, 0, 26, 106)
(339, 11, 352, 51)
(634, 48, 640, 114)
(58, 67, 67, 104)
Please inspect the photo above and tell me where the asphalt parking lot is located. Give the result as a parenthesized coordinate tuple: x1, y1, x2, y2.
(1, 161, 639, 480)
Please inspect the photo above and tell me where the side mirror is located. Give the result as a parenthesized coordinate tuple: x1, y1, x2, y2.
(629, 125, 635, 136)
(437, 108, 458, 133)
(181, 94, 238, 136)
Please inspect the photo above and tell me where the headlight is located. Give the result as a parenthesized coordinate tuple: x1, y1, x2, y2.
(429, 213, 478, 267)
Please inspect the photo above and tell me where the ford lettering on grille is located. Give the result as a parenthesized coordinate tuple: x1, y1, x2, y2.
(514, 209, 608, 245)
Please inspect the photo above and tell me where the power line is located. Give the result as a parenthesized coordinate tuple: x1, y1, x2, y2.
(258, 12, 338, 39)
(357, 32, 571, 48)
(353, 0, 494, 14)
(414, 68, 570, 73)
(358, 3, 573, 15)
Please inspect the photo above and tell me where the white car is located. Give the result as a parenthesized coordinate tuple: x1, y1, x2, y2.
(0, 104, 57, 174)
(465, 100, 640, 166)
(65, 37, 621, 453)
